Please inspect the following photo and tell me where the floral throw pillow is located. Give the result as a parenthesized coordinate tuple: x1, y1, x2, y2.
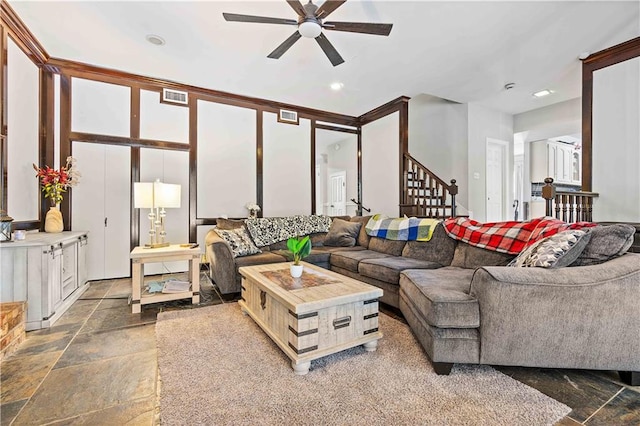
(508, 229, 592, 268)
(214, 227, 261, 258)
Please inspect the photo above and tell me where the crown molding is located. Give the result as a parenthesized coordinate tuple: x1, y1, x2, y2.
(0, 0, 49, 66)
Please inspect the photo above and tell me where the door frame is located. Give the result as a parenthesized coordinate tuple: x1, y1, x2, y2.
(485, 138, 509, 222)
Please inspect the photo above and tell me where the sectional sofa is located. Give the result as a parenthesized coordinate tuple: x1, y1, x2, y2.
(205, 215, 640, 385)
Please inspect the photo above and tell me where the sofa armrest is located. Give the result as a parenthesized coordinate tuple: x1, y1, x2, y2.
(469, 254, 640, 370)
(205, 229, 238, 294)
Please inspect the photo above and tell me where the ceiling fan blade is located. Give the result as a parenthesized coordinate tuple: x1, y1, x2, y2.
(223, 13, 297, 25)
(286, 0, 307, 17)
(315, 33, 344, 66)
(315, 0, 347, 19)
(323, 21, 393, 36)
(268, 31, 302, 59)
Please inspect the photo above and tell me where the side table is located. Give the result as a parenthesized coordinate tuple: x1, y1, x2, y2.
(130, 245, 201, 313)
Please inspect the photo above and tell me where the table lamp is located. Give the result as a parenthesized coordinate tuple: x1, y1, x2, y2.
(134, 180, 181, 248)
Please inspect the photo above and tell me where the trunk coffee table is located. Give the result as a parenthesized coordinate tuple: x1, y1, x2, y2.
(238, 262, 383, 375)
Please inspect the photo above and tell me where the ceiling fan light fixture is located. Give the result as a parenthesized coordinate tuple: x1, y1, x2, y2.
(299, 20, 322, 38)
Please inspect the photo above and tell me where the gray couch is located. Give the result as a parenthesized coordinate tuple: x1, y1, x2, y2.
(205, 216, 640, 385)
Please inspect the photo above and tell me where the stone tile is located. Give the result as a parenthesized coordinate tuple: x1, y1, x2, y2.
(9, 323, 81, 358)
(47, 396, 155, 426)
(0, 351, 62, 402)
(55, 324, 156, 369)
(105, 279, 133, 298)
(555, 416, 583, 425)
(80, 281, 113, 299)
(0, 399, 28, 426)
(12, 350, 157, 425)
(96, 296, 130, 311)
(497, 367, 624, 423)
(80, 305, 159, 334)
(54, 299, 100, 327)
(585, 388, 640, 425)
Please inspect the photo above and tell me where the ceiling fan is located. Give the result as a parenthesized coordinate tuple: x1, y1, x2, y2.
(223, 0, 393, 66)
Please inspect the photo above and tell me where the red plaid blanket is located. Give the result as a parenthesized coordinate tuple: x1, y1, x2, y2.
(443, 217, 597, 254)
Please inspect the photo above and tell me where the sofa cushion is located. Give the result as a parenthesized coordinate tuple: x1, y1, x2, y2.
(450, 241, 515, 269)
(402, 223, 457, 266)
(309, 232, 327, 247)
(330, 249, 392, 273)
(215, 218, 245, 230)
(272, 249, 332, 265)
(215, 228, 261, 258)
(324, 219, 362, 247)
(235, 252, 286, 270)
(572, 224, 636, 266)
(359, 257, 442, 285)
(400, 268, 479, 328)
(350, 216, 372, 248)
(368, 237, 407, 256)
(509, 229, 592, 268)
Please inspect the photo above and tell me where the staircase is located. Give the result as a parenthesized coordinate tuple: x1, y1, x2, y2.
(400, 153, 458, 218)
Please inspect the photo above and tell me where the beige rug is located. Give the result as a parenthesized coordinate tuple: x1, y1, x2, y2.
(156, 303, 570, 425)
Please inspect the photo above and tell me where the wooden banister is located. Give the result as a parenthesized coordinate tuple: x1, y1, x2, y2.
(401, 153, 458, 218)
(542, 177, 599, 222)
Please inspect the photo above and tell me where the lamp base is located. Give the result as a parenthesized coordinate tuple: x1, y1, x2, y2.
(145, 242, 170, 249)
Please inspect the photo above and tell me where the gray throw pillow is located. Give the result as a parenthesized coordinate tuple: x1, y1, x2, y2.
(509, 229, 592, 268)
(323, 219, 362, 247)
(571, 224, 636, 266)
(214, 227, 261, 258)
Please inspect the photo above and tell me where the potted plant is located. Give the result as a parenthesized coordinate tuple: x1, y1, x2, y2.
(286, 235, 311, 277)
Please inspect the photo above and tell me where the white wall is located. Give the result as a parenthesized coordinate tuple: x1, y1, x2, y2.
(513, 98, 581, 143)
(362, 112, 399, 216)
(408, 94, 469, 209)
(140, 89, 189, 143)
(71, 78, 130, 137)
(7, 38, 39, 221)
(592, 57, 640, 222)
(262, 112, 311, 216)
(197, 101, 257, 218)
(327, 135, 358, 216)
(467, 103, 514, 221)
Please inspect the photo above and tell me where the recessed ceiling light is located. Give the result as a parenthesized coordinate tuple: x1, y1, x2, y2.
(532, 89, 553, 98)
(330, 82, 344, 91)
(504, 82, 516, 90)
(146, 34, 165, 46)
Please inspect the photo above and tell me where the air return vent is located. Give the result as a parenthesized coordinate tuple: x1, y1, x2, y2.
(162, 88, 188, 105)
(278, 109, 299, 125)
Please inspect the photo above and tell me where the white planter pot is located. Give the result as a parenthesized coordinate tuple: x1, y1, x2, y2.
(290, 264, 304, 278)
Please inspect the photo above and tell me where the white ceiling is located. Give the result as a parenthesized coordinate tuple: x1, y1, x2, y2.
(9, 1, 640, 117)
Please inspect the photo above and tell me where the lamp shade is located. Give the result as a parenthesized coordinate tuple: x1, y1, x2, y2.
(134, 182, 155, 208)
(155, 182, 181, 208)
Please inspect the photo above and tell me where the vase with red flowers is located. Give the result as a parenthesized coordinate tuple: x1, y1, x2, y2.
(33, 157, 80, 233)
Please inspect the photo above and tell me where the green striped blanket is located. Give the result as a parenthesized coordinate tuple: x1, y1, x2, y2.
(365, 215, 440, 241)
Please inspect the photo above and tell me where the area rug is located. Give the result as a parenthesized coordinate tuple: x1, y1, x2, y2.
(156, 303, 570, 425)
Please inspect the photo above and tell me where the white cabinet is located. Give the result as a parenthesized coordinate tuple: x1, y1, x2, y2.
(72, 142, 131, 280)
(0, 232, 89, 330)
(531, 140, 581, 185)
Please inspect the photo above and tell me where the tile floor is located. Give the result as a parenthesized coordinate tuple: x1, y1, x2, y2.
(1, 275, 638, 425)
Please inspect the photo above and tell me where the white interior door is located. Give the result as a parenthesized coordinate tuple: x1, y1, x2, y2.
(486, 140, 506, 222)
(72, 142, 130, 280)
(329, 171, 346, 216)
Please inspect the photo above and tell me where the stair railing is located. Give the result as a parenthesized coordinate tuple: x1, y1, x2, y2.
(401, 153, 458, 218)
(542, 177, 599, 222)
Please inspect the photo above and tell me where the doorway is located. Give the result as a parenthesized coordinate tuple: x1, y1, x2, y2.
(486, 139, 508, 222)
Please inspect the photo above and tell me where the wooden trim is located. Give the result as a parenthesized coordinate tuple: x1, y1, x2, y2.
(310, 120, 316, 214)
(39, 69, 55, 226)
(315, 123, 359, 134)
(130, 87, 140, 251)
(256, 110, 263, 217)
(581, 37, 640, 192)
(46, 57, 360, 127)
(398, 99, 409, 216)
(357, 131, 362, 216)
(0, 25, 6, 214)
(188, 95, 197, 242)
(12, 220, 40, 231)
(358, 96, 410, 125)
(59, 73, 71, 230)
(0, 0, 49, 66)
(69, 131, 190, 151)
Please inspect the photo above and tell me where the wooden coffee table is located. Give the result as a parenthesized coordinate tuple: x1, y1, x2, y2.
(238, 262, 383, 375)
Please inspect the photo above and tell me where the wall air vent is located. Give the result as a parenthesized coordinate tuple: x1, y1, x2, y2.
(278, 109, 299, 125)
(162, 88, 188, 105)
